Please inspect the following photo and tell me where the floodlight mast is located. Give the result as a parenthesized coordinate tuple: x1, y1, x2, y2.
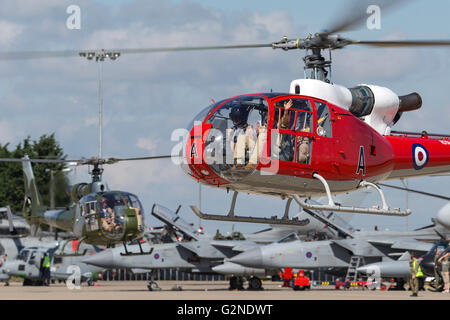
(78, 50, 121, 161)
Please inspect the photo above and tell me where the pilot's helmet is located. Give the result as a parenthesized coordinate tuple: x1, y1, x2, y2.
(230, 105, 248, 126)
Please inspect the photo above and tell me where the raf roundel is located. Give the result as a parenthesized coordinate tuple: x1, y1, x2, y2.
(154, 253, 160, 260)
(412, 143, 429, 170)
(306, 252, 312, 259)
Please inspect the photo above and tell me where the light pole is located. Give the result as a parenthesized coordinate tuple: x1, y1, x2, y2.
(79, 50, 120, 159)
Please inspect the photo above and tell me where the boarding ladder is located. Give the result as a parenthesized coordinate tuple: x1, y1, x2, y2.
(345, 256, 366, 284)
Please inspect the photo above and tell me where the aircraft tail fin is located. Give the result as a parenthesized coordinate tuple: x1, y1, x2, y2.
(22, 155, 45, 222)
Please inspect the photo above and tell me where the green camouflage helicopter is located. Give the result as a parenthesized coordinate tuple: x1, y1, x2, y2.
(0, 154, 169, 256)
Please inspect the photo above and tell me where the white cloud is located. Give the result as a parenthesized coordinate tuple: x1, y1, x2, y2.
(136, 137, 158, 152)
(0, 20, 24, 47)
(0, 0, 447, 233)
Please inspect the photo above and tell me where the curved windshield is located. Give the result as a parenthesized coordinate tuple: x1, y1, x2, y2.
(204, 95, 269, 181)
(277, 232, 300, 243)
(186, 99, 227, 132)
(18, 249, 30, 262)
(98, 192, 127, 241)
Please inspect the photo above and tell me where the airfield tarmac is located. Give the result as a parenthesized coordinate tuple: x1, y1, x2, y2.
(0, 280, 449, 300)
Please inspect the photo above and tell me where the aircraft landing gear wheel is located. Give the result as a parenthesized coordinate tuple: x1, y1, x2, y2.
(248, 277, 263, 290)
(229, 276, 244, 290)
(23, 278, 32, 286)
(147, 281, 160, 291)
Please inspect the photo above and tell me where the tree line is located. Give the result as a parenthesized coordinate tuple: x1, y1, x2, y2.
(0, 134, 71, 214)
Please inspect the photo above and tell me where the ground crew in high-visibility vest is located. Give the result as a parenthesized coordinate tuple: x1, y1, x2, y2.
(40, 252, 51, 286)
(409, 253, 423, 297)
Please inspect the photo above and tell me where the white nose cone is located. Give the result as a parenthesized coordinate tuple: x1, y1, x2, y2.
(436, 203, 450, 229)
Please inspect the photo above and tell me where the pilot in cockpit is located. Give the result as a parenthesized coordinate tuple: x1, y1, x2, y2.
(100, 197, 115, 232)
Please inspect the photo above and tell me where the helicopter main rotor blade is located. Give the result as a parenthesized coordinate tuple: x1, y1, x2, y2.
(0, 157, 79, 164)
(321, 0, 406, 36)
(378, 183, 450, 201)
(0, 44, 271, 60)
(351, 40, 450, 47)
(0, 155, 175, 166)
(105, 155, 174, 163)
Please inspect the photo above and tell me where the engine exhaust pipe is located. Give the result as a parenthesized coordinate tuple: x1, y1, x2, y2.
(398, 92, 422, 112)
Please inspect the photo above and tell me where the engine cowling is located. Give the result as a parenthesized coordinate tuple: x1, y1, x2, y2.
(70, 183, 91, 202)
(289, 79, 422, 135)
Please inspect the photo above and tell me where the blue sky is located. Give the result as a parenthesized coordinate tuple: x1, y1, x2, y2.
(0, 0, 449, 234)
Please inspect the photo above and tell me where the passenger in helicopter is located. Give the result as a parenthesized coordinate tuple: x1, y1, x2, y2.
(247, 110, 269, 171)
(227, 105, 256, 170)
(295, 110, 311, 164)
(100, 197, 116, 232)
(276, 99, 296, 161)
(277, 99, 311, 163)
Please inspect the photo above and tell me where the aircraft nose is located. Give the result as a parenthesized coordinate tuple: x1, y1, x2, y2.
(229, 248, 262, 267)
(211, 264, 229, 274)
(436, 202, 450, 229)
(82, 250, 114, 268)
(356, 266, 368, 274)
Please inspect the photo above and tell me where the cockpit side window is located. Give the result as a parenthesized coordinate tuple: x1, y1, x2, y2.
(18, 250, 29, 262)
(314, 101, 332, 138)
(271, 98, 313, 165)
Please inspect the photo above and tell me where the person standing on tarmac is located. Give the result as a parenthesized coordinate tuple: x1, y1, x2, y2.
(430, 249, 444, 292)
(438, 252, 450, 293)
(40, 252, 51, 286)
(409, 253, 423, 297)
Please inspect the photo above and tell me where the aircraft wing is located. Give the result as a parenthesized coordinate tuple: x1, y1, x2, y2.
(210, 240, 260, 252)
(367, 239, 434, 252)
(178, 241, 227, 259)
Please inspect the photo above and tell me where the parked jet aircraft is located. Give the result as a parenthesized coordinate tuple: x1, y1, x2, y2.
(0, 205, 104, 286)
(84, 190, 367, 290)
(229, 203, 450, 285)
(1, 240, 105, 286)
(356, 203, 450, 288)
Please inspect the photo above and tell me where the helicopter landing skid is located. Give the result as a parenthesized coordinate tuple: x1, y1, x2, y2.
(54, 238, 88, 257)
(292, 173, 412, 216)
(190, 190, 310, 226)
(191, 206, 310, 226)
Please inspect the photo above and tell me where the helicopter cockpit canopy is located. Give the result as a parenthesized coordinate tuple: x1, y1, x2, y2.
(203, 95, 269, 181)
(80, 191, 144, 242)
(17, 249, 30, 262)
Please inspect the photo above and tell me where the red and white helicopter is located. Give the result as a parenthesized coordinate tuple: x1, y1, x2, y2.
(3, 1, 450, 225)
(171, 5, 450, 224)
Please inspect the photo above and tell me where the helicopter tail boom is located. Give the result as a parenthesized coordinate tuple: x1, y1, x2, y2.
(22, 156, 47, 223)
(385, 133, 450, 180)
